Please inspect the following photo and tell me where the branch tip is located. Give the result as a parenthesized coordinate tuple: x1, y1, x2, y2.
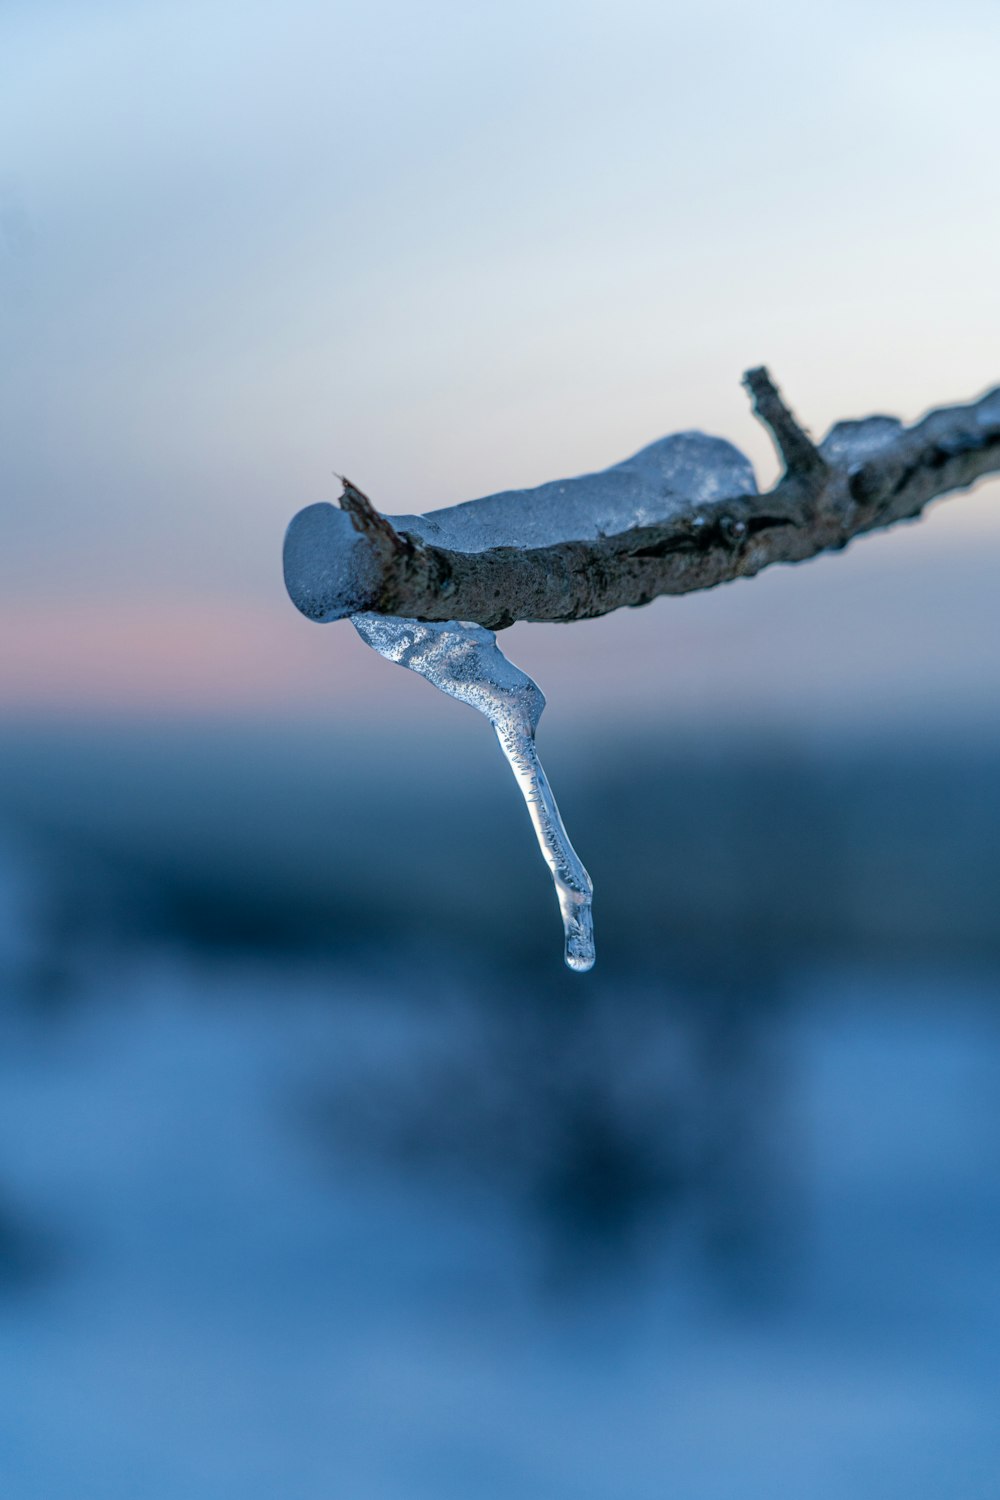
(337, 476, 408, 555)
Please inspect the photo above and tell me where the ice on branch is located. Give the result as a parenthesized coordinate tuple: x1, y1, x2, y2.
(283, 431, 757, 627)
(283, 368, 1000, 971)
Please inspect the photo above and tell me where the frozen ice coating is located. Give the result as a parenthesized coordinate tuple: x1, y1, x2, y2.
(283, 431, 758, 624)
(281, 376, 1000, 965)
(399, 430, 757, 553)
(285, 428, 761, 970)
(352, 614, 595, 972)
(819, 416, 904, 467)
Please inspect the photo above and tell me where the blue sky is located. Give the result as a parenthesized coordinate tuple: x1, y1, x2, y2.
(3, 0, 999, 726)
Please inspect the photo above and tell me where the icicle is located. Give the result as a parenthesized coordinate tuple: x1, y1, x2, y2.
(352, 614, 594, 972)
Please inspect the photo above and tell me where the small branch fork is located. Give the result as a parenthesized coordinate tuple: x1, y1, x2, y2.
(332, 369, 1000, 630)
(742, 366, 826, 478)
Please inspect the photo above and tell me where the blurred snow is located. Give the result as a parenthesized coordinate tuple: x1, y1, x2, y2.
(0, 922, 997, 1496)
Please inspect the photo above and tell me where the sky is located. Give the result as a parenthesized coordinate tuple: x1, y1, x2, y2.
(3, 0, 1000, 731)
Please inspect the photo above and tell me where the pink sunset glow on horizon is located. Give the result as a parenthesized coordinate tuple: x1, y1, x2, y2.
(0, 597, 375, 719)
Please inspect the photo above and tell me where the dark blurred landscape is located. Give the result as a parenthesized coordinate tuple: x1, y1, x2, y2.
(5, 718, 1000, 977)
(0, 719, 997, 1497)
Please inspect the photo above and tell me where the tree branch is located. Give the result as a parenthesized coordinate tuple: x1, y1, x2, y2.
(284, 370, 1000, 631)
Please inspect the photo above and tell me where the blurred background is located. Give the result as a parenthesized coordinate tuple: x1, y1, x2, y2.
(3, 2, 1000, 1495)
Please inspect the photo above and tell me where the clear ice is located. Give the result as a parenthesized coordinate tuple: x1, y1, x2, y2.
(352, 614, 595, 971)
(285, 429, 761, 972)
